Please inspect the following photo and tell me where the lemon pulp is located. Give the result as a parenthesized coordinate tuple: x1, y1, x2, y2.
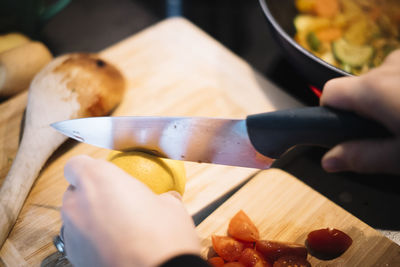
(108, 151, 186, 195)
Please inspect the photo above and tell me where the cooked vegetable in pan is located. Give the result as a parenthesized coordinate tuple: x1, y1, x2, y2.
(294, 0, 400, 75)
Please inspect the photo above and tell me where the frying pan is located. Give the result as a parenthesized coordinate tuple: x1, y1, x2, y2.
(259, 0, 351, 91)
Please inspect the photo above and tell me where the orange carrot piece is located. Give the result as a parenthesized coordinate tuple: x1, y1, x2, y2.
(316, 27, 342, 42)
(314, 0, 340, 18)
(295, 0, 316, 13)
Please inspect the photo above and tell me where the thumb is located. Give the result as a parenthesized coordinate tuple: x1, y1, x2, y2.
(321, 139, 400, 174)
(159, 190, 183, 201)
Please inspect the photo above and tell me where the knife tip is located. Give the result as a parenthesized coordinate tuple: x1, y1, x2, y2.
(50, 122, 60, 130)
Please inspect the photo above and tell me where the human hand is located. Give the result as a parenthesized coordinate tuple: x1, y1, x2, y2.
(61, 155, 200, 267)
(320, 49, 400, 174)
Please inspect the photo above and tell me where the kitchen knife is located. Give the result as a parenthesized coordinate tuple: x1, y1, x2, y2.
(51, 107, 390, 169)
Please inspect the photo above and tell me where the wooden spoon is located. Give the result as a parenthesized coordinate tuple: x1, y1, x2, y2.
(0, 53, 125, 247)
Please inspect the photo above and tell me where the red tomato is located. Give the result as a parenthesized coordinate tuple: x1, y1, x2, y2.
(228, 210, 260, 242)
(208, 257, 225, 267)
(223, 262, 246, 267)
(306, 228, 352, 258)
(255, 240, 308, 262)
(242, 241, 255, 250)
(212, 235, 245, 262)
(239, 248, 272, 267)
(273, 256, 311, 267)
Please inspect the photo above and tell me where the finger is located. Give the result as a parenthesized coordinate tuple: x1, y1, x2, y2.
(321, 76, 383, 120)
(383, 49, 400, 65)
(64, 155, 95, 187)
(159, 191, 182, 201)
(62, 185, 75, 207)
(61, 208, 74, 256)
(321, 62, 400, 131)
(61, 217, 82, 262)
(320, 76, 360, 111)
(61, 185, 79, 223)
(321, 139, 400, 174)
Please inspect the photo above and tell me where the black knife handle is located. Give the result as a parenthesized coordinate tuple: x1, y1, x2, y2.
(246, 106, 392, 158)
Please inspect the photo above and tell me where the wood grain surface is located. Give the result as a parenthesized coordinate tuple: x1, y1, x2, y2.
(0, 91, 27, 186)
(0, 18, 303, 266)
(197, 168, 400, 266)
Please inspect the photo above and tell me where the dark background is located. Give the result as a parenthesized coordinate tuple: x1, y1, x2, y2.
(4, 0, 399, 239)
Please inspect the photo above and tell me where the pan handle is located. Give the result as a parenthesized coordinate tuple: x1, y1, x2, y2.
(246, 106, 391, 158)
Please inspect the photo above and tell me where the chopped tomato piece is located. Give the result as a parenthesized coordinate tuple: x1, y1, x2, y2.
(212, 235, 245, 262)
(273, 256, 311, 267)
(228, 210, 260, 242)
(223, 262, 246, 267)
(242, 241, 255, 250)
(239, 248, 272, 267)
(306, 228, 352, 258)
(208, 257, 225, 267)
(255, 240, 307, 262)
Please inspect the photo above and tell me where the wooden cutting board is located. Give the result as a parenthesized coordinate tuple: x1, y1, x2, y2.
(0, 18, 303, 266)
(197, 169, 400, 266)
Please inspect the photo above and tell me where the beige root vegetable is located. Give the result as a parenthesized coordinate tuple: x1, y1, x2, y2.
(0, 53, 125, 248)
(0, 41, 53, 97)
(0, 32, 30, 54)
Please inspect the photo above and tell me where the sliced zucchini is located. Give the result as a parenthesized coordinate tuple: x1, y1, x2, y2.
(306, 32, 321, 51)
(294, 15, 314, 32)
(333, 38, 373, 67)
(342, 64, 352, 74)
(320, 51, 337, 66)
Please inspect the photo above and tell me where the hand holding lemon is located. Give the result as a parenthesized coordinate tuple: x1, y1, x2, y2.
(107, 151, 186, 196)
(62, 155, 200, 267)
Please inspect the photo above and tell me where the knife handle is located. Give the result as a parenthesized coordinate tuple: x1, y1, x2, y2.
(246, 106, 392, 158)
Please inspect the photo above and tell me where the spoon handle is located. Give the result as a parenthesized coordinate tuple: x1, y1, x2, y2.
(0, 127, 66, 247)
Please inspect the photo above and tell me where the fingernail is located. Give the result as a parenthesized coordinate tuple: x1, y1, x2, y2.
(163, 190, 182, 200)
(322, 157, 346, 172)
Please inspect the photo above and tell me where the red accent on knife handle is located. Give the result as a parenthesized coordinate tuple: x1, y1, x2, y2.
(309, 85, 322, 98)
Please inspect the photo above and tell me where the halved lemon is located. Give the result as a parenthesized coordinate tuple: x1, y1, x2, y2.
(108, 151, 186, 195)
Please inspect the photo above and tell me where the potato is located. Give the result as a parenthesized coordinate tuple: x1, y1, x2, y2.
(0, 32, 30, 54)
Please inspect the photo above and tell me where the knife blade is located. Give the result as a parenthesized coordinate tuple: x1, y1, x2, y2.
(51, 107, 390, 169)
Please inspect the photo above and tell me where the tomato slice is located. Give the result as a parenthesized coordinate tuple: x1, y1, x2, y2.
(273, 255, 311, 267)
(212, 235, 245, 262)
(242, 241, 255, 250)
(306, 228, 352, 258)
(208, 256, 225, 267)
(239, 248, 272, 267)
(223, 262, 246, 267)
(228, 210, 260, 242)
(255, 240, 308, 262)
